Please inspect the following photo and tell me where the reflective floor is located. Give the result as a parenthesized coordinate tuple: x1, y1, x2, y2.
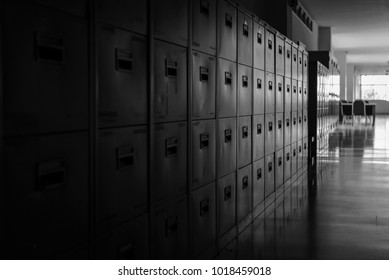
(228, 115, 389, 259)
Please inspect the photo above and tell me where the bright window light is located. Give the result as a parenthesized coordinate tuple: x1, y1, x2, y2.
(361, 75, 389, 101)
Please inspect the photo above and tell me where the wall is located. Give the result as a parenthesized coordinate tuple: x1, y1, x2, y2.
(290, 6, 319, 51)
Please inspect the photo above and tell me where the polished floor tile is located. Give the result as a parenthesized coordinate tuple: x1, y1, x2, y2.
(233, 115, 389, 259)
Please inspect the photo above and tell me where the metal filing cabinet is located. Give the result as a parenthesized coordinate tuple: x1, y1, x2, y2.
(276, 75, 284, 113)
(298, 81, 303, 111)
(253, 20, 265, 70)
(238, 116, 252, 168)
(284, 38, 292, 78)
(292, 111, 298, 143)
(303, 110, 308, 137)
(154, 0, 188, 46)
(97, 0, 147, 35)
(192, 0, 217, 55)
(265, 114, 275, 156)
(154, 40, 187, 123)
(192, 51, 216, 119)
(4, 3, 88, 136)
(98, 26, 147, 127)
(284, 112, 291, 147)
(265, 72, 275, 114)
(238, 64, 253, 116)
(298, 48, 303, 81)
(275, 149, 284, 189)
(218, 0, 237, 61)
(303, 51, 308, 82)
(253, 115, 265, 161)
(298, 110, 303, 141)
(303, 82, 308, 110)
(217, 58, 237, 117)
(154, 122, 187, 203)
(291, 142, 297, 175)
(218, 118, 237, 178)
(298, 140, 303, 171)
(291, 79, 298, 111)
(192, 120, 216, 190)
(275, 33, 285, 76)
(292, 43, 298, 80)
(264, 154, 275, 198)
(152, 196, 188, 259)
(284, 77, 292, 113)
(238, 10, 253, 66)
(237, 165, 252, 222)
(97, 127, 148, 235)
(265, 26, 275, 73)
(191, 182, 216, 257)
(303, 137, 308, 168)
(253, 69, 265, 115)
(217, 172, 236, 237)
(275, 113, 284, 151)
(253, 159, 265, 209)
(95, 214, 149, 259)
(3, 132, 88, 258)
(284, 145, 291, 181)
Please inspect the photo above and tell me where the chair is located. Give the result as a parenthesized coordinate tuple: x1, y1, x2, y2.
(353, 99, 367, 124)
(340, 100, 353, 124)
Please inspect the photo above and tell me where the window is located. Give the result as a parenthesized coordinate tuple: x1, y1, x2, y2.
(361, 75, 389, 101)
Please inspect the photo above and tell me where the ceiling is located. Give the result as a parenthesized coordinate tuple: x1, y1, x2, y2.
(300, 0, 389, 66)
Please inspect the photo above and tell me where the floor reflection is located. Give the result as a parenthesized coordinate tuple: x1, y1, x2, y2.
(223, 115, 389, 259)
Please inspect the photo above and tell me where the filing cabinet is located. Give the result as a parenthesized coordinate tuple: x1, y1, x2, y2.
(265, 72, 275, 113)
(265, 26, 275, 73)
(298, 48, 303, 81)
(218, 0, 237, 61)
(238, 64, 253, 116)
(284, 112, 291, 147)
(217, 172, 236, 237)
(98, 25, 147, 127)
(291, 111, 298, 144)
(275, 149, 284, 189)
(298, 81, 303, 111)
(253, 115, 265, 161)
(264, 154, 275, 198)
(284, 38, 292, 78)
(284, 145, 291, 181)
(275, 113, 284, 151)
(284, 77, 292, 112)
(192, 120, 216, 190)
(298, 110, 303, 141)
(276, 75, 284, 113)
(253, 20, 265, 70)
(303, 82, 308, 109)
(253, 69, 265, 115)
(154, 40, 187, 123)
(154, 122, 187, 203)
(192, 51, 216, 119)
(265, 114, 275, 155)
(291, 79, 298, 111)
(238, 10, 253, 66)
(253, 159, 265, 209)
(218, 118, 237, 178)
(238, 116, 252, 168)
(292, 43, 298, 80)
(217, 58, 237, 117)
(291, 142, 297, 175)
(275, 33, 285, 76)
(237, 165, 252, 222)
(192, 0, 217, 55)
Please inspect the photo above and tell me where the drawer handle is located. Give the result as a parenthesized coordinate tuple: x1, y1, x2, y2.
(257, 124, 262, 134)
(224, 129, 232, 143)
(200, 66, 209, 82)
(287, 85, 290, 92)
(35, 32, 64, 64)
(287, 152, 290, 161)
(242, 126, 248, 138)
(224, 186, 232, 201)
(287, 50, 291, 58)
(243, 21, 249, 37)
(225, 71, 232, 86)
(242, 75, 248, 88)
(293, 149, 296, 157)
(257, 78, 262, 89)
(269, 122, 273, 131)
(200, 132, 209, 149)
(225, 13, 232, 28)
(165, 58, 178, 78)
(257, 168, 262, 180)
(257, 32, 262, 44)
(278, 157, 282, 166)
(278, 120, 282, 129)
(117, 146, 134, 170)
(116, 49, 133, 72)
(242, 176, 248, 189)
(37, 159, 65, 191)
(269, 81, 273, 90)
(268, 39, 273, 49)
(165, 137, 178, 157)
(200, 199, 209, 216)
(278, 45, 283, 54)
(268, 162, 273, 172)
(286, 118, 290, 127)
(278, 83, 282, 91)
(200, 0, 210, 16)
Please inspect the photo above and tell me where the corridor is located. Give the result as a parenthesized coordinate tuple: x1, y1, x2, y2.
(233, 115, 389, 259)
